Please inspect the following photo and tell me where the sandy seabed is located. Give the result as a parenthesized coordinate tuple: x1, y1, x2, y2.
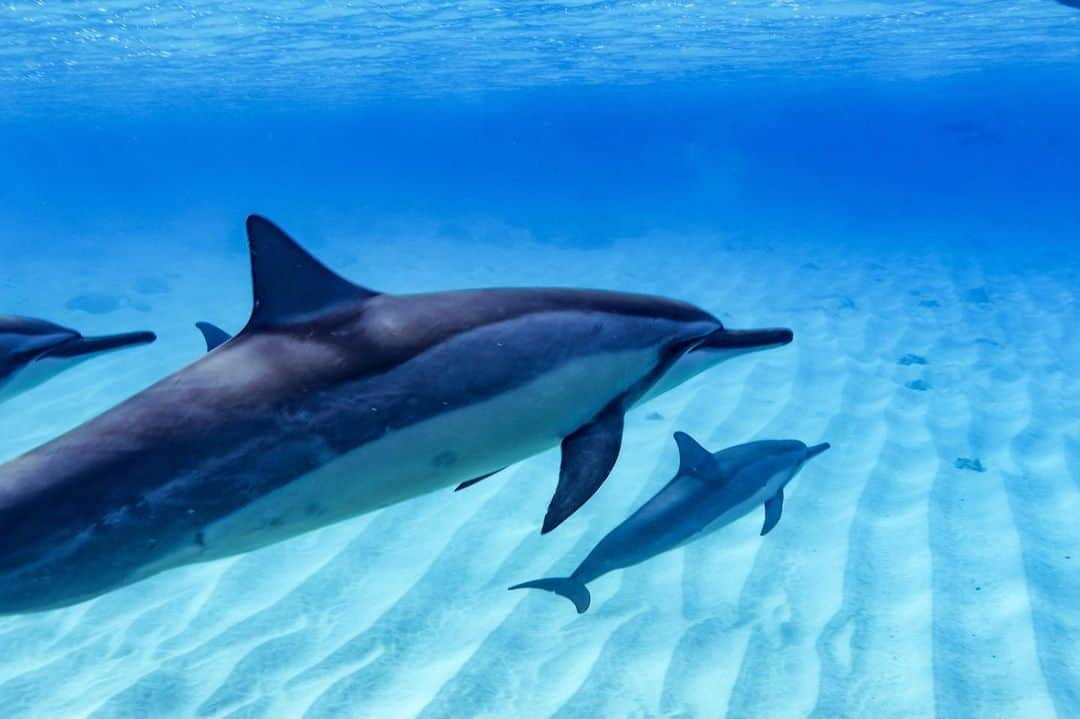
(0, 223, 1076, 719)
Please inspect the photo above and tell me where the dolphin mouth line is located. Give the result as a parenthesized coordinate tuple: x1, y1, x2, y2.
(694, 327, 794, 351)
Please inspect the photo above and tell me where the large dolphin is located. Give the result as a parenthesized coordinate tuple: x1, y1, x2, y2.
(0, 316, 155, 404)
(0, 215, 792, 614)
(510, 433, 829, 613)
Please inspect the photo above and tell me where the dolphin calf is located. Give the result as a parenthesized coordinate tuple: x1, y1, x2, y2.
(0, 215, 792, 613)
(510, 433, 829, 613)
(0, 316, 156, 404)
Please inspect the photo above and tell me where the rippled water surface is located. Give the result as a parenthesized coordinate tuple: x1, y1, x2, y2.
(3, 1, 1080, 111)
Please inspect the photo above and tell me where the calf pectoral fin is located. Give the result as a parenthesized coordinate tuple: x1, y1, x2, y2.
(542, 409, 625, 534)
(761, 489, 784, 536)
(509, 576, 592, 614)
(455, 468, 506, 492)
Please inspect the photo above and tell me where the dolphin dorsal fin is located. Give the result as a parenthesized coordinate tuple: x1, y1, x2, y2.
(674, 431, 716, 477)
(244, 214, 378, 330)
(195, 321, 232, 351)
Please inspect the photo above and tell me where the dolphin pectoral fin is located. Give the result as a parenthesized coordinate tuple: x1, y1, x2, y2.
(761, 489, 784, 535)
(195, 322, 232, 352)
(454, 467, 506, 492)
(542, 409, 625, 534)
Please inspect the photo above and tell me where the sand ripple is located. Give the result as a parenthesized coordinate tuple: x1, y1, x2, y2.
(0, 233, 1076, 718)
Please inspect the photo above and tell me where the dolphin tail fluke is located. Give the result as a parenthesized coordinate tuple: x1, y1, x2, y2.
(50, 331, 157, 358)
(509, 577, 591, 614)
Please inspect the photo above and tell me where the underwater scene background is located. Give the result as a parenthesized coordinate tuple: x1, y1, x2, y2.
(1, 2, 1078, 718)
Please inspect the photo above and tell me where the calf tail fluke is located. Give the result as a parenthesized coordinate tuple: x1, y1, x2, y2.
(509, 576, 591, 614)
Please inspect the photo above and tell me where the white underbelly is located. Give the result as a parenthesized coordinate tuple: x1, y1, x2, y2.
(196, 347, 660, 559)
(698, 495, 764, 539)
(0, 356, 83, 404)
(690, 479, 782, 545)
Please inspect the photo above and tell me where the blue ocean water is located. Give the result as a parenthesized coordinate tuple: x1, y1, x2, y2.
(1, 3, 1079, 718)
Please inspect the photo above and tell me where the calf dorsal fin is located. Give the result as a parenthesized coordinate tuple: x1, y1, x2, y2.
(673, 432, 717, 478)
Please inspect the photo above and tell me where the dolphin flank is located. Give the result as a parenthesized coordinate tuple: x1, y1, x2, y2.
(0, 215, 792, 614)
(510, 433, 829, 613)
(0, 316, 156, 405)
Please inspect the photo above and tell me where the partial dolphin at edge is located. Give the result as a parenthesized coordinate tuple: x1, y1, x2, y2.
(0, 316, 156, 404)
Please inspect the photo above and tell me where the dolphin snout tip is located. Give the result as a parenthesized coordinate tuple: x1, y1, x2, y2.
(704, 326, 794, 350)
(807, 442, 831, 458)
(740, 327, 794, 347)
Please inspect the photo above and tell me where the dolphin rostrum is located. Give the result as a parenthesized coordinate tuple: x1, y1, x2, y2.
(0, 316, 156, 404)
(0, 215, 792, 613)
(510, 433, 829, 613)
